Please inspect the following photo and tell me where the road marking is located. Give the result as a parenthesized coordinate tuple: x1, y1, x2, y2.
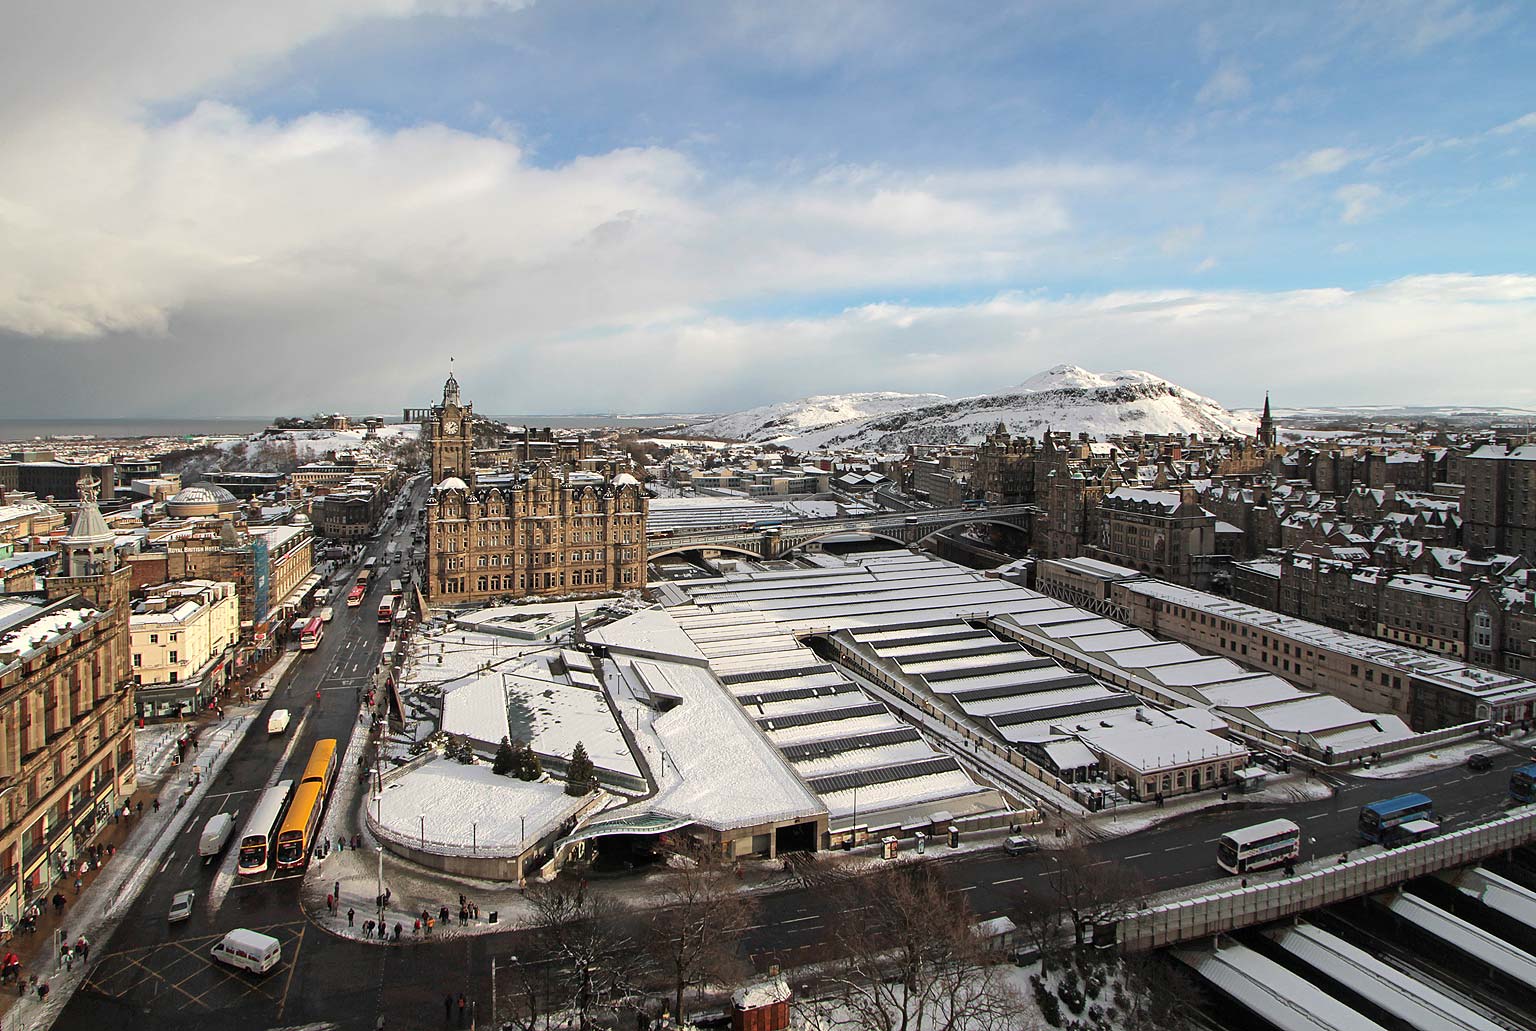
(1305, 813, 1329, 821)
(782, 915, 819, 924)
(992, 876, 1025, 885)
(159, 854, 173, 873)
(1124, 852, 1151, 860)
(1164, 845, 1186, 852)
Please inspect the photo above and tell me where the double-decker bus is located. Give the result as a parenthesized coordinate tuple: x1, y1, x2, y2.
(356, 568, 372, 586)
(377, 594, 397, 625)
(1511, 763, 1536, 804)
(274, 739, 339, 871)
(236, 780, 294, 876)
(388, 578, 403, 595)
(346, 583, 367, 608)
(287, 616, 308, 646)
(1359, 792, 1433, 843)
(1216, 818, 1301, 874)
(364, 556, 378, 571)
(299, 616, 324, 651)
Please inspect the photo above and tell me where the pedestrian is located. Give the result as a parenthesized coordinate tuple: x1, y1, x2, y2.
(73, 877, 82, 896)
(444, 992, 454, 1023)
(326, 893, 335, 914)
(36, 981, 48, 1002)
(335, 880, 341, 900)
(384, 887, 391, 906)
(363, 920, 374, 937)
(76, 936, 88, 962)
(426, 916, 434, 934)
(152, 798, 160, 813)
(348, 908, 355, 927)
(414, 918, 421, 937)
(457, 993, 466, 1028)
(62, 946, 72, 972)
(393, 922, 402, 941)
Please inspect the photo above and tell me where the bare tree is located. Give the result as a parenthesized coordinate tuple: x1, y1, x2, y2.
(526, 883, 649, 1031)
(1013, 892, 1065, 974)
(1115, 952, 1205, 1031)
(648, 840, 757, 1021)
(1045, 847, 1145, 946)
(815, 863, 1029, 1031)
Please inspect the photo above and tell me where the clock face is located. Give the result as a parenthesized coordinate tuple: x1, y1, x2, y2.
(445, 421, 458, 435)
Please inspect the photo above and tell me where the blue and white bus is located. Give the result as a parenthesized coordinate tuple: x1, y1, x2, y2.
(1511, 764, 1536, 805)
(1358, 792, 1433, 843)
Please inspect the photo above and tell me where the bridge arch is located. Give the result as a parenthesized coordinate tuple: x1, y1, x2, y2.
(647, 542, 764, 562)
(783, 530, 907, 552)
(909, 516, 1030, 546)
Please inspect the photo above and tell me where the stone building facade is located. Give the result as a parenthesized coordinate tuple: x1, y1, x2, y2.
(0, 475, 136, 926)
(1462, 441, 1536, 563)
(423, 374, 648, 603)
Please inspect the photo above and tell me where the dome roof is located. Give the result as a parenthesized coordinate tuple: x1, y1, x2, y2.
(611, 472, 640, 487)
(435, 476, 468, 492)
(167, 482, 240, 515)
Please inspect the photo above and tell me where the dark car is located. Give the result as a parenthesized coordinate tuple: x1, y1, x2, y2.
(1466, 753, 1494, 772)
(1004, 835, 1040, 855)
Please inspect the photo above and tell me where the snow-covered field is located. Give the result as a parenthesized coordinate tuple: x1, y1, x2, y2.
(689, 365, 1256, 449)
(687, 391, 947, 442)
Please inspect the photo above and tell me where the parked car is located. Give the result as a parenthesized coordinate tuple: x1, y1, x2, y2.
(1004, 835, 1039, 855)
(169, 890, 195, 923)
(1466, 752, 1494, 772)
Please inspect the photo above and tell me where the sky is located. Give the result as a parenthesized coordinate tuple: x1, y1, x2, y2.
(1, 0, 1533, 418)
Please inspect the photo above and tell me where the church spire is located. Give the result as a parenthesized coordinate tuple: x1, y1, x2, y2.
(1258, 391, 1277, 449)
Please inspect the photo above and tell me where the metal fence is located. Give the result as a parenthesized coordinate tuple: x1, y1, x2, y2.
(1115, 806, 1536, 951)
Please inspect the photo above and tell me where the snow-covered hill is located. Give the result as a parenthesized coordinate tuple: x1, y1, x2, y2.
(687, 392, 947, 442)
(700, 366, 1256, 449)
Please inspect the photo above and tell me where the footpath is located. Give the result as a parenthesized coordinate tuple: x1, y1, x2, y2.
(0, 650, 301, 1031)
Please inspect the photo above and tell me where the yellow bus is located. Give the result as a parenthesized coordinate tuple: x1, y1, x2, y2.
(274, 739, 339, 870)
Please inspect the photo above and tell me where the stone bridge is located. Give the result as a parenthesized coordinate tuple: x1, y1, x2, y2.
(647, 504, 1037, 561)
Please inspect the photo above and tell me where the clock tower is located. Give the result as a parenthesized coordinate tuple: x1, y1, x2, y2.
(429, 368, 474, 484)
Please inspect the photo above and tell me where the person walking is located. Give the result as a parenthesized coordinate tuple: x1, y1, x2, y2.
(393, 922, 402, 941)
(457, 993, 467, 1028)
(348, 907, 355, 928)
(76, 936, 89, 962)
(444, 993, 454, 1023)
(36, 981, 48, 1002)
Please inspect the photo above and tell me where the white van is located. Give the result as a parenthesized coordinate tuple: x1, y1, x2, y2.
(198, 812, 235, 858)
(267, 708, 291, 735)
(211, 928, 281, 974)
(320, 606, 335, 623)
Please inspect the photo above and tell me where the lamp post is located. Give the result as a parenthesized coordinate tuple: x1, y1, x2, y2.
(472, 822, 477, 854)
(376, 846, 383, 910)
(419, 813, 425, 848)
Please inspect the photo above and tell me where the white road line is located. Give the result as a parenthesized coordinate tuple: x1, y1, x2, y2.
(782, 915, 819, 924)
(1305, 813, 1329, 821)
(159, 854, 173, 873)
(992, 876, 1025, 885)
(1124, 852, 1151, 860)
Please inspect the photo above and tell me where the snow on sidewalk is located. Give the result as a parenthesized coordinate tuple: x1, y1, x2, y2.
(7, 710, 258, 1031)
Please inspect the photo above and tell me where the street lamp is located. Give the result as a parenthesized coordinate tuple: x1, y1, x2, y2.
(419, 813, 425, 848)
(376, 846, 384, 910)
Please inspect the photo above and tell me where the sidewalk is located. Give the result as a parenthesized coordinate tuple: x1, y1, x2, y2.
(0, 650, 302, 1031)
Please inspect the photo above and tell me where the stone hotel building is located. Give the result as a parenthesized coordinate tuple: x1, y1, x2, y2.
(423, 373, 648, 603)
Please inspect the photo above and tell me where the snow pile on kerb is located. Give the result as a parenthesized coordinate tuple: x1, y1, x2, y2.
(376, 759, 592, 854)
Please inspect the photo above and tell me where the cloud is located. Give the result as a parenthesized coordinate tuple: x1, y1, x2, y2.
(1282, 147, 1359, 177)
(1195, 60, 1252, 106)
(1492, 111, 1536, 135)
(1334, 182, 1385, 223)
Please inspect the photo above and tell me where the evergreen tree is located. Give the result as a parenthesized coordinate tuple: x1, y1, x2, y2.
(565, 741, 596, 796)
(518, 745, 544, 782)
(493, 736, 516, 776)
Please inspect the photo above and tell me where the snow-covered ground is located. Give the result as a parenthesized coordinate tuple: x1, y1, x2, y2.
(1079, 773, 1333, 841)
(693, 365, 1257, 450)
(687, 392, 948, 442)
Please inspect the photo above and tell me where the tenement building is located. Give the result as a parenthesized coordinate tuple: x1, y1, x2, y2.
(423, 373, 648, 603)
(0, 475, 136, 926)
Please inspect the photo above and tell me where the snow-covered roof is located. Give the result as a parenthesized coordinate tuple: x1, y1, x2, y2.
(377, 760, 595, 854)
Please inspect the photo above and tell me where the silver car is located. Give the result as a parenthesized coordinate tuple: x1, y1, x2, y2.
(168, 889, 195, 923)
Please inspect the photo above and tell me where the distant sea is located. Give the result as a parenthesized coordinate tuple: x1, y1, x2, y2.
(0, 413, 704, 443)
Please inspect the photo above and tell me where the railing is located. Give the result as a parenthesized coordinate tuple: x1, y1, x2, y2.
(1115, 806, 1536, 951)
(647, 505, 1036, 555)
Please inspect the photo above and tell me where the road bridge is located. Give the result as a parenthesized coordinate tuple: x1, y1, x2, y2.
(647, 503, 1037, 561)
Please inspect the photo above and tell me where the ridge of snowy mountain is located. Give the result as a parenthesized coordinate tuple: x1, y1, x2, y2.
(692, 365, 1257, 448)
(686, 391, 948, 442)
